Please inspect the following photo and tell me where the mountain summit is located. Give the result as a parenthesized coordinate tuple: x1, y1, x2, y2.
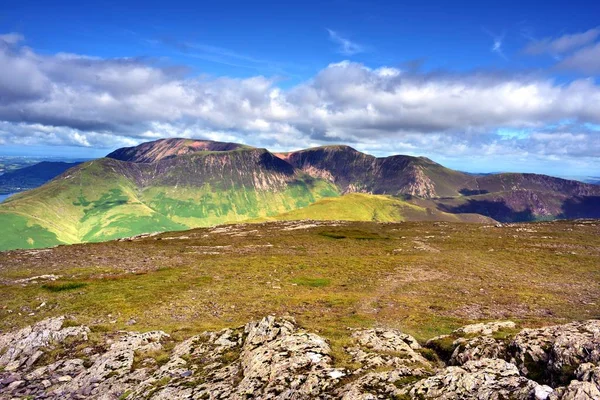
(106, 138, 248, 163)
(281, 145, 465, 198)
(0, 138, 598, 251)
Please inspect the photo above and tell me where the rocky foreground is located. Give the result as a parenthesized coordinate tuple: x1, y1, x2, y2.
(0, 317, 599, 399)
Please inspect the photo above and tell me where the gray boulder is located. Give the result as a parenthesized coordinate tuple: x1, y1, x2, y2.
(426, 320, 517, 365)
(509, 320, 600, 385)
(0, 316, 89, 373)
(404, 358, 552, 400)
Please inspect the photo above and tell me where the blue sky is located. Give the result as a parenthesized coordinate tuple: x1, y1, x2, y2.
(0, 0, 599, 177)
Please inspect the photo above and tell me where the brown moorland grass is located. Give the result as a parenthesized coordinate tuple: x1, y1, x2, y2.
(0, 219, 598, 368)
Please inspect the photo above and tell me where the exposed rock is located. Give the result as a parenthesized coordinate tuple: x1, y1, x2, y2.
(454, 321, 516, 336)
(59, 330, 170, 399)
(13, 274, 61, 284)
(535, 385, 554, 399)
(450, 335, 509, 366)
(0, 316, 89, 372)
(1, 316, 600, 399)
(576, 362, 600, 388)
(403, 358, 546, 400)
(426, 320, 517, 365)
(547, 362, 600, 399)
(347, 328, 432, 372)
(509, 320, 600, 386)
(549, 381, 600, 400)
(335, 328, 433, 399)
(130, 315, 345, 399)
(336, 368, 426, 399)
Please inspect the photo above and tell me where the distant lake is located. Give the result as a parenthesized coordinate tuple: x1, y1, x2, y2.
(0, 193, 16, 203)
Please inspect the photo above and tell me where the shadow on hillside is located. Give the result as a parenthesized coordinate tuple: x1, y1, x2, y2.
(458, 188, 489, 196)
(260, 152, 295, 175)
(559, 196, 600, 219)
(437, 199, 535, 222)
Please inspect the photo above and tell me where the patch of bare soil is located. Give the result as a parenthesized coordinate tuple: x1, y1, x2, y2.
(412, 240, 440, 253)
(358, 266, 450, 315)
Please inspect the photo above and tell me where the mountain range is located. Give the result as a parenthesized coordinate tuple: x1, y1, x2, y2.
(1, 137, 599, 251)
(0, 161, 81, 195)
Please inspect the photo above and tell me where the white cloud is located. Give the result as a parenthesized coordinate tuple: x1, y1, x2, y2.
(327, 29, 364, 55)
(0, 35, 599, 172)
(0, 33, 24, 45)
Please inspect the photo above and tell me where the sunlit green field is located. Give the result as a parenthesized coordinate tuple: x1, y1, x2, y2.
(0, 156, 340, 251)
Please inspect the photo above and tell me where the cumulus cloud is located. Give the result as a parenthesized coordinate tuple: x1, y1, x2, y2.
(0, 35, 599, 169)
(288, 61, 600, 141)
(327, 29, 364, 55)
(523, 27, 600, 55)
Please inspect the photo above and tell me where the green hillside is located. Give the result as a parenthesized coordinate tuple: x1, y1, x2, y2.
(2, 138, 599, 252)
(0, 153, 339, 251)
(259, 193, 494, 223)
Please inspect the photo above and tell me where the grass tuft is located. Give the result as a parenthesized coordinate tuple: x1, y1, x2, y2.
(41, 282, 87, 292)
(291, 277, 331, 287)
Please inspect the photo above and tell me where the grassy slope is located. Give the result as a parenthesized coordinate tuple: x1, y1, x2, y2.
(142, 177, 339, 228)
(0, 159, 168, 249)
(0, 157, 340, 251)
(0, 159, 139, 248)
(0, 220, 598, 367)
(259, 193, 494, 223)
(420, 163, 475, 197)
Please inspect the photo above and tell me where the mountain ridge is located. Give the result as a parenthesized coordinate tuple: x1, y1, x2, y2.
(0, 137, 599, 251)
(106, 138, 250, 163)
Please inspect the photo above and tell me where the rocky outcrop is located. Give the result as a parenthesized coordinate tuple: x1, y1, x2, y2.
(335, 328, 434, 399)
(0, 316, 89, 373)
(1, 317, 599, 399)
(61, 330, 170, 399)
(426, 321, 517, 365)
(284, 145, 448, 198)
(549, 362, 600, 400)
(509, 320, 600, 386)
(128, 316, 345, 399)
(404, 358, 549, 400)
(348, 328, 431, 371)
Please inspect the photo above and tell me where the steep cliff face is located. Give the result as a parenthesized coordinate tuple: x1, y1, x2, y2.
(284, 146, 600, 200)
(283, 146, 471, 198)
(281, 145, 380, 193)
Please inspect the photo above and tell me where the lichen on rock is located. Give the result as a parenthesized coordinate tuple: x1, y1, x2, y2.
(1, 316, 599, 399)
